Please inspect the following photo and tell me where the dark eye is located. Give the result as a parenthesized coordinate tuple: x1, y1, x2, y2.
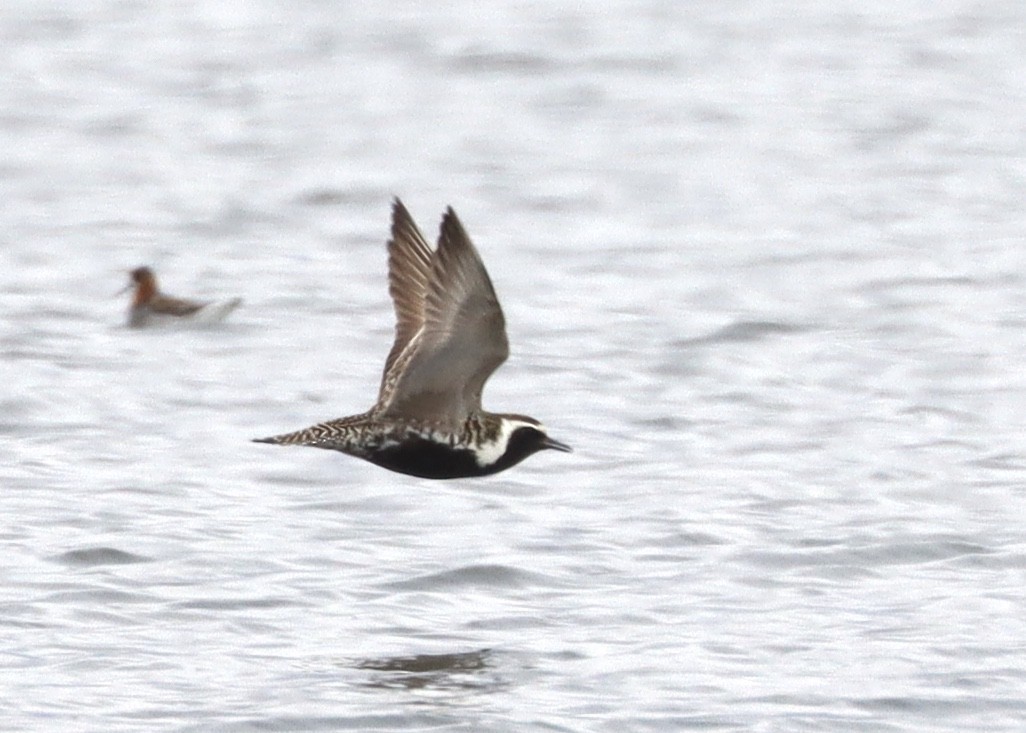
(510, 426, 545, 446)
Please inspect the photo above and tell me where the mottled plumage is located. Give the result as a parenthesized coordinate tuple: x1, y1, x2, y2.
(254, 199, 570, 479)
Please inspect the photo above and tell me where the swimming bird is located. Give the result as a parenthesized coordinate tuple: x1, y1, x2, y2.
(122, 266, 242, 328)
(254, 198, 571, 479)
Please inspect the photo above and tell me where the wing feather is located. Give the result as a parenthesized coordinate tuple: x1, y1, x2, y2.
(378, 199, 434, 401)
(149, 295, 206, 316)
(377, 206, 509, 424)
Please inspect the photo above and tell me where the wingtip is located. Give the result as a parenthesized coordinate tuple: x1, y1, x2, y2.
(438, 206, 468, 241)
(390, 198, 417, 233)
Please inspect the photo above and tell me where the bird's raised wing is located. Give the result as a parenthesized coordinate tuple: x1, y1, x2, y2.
(377, 198, 434, 402)
(376, 206, 509, 425)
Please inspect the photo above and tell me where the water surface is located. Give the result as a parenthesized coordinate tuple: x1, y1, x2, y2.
(3, 1, 1026, 731)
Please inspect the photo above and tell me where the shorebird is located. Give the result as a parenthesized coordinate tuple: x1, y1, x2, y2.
(122, 266, 242, 328)
(254, 198, 571, 479)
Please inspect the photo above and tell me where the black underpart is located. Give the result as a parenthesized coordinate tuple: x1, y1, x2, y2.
(365, 427, 552, 480)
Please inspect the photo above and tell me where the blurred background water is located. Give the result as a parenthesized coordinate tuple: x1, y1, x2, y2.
(3, 1, 1026, 731)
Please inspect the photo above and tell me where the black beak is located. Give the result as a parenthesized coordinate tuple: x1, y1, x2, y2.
(116, 270, 135, 297)
(541, 436, 572, 453)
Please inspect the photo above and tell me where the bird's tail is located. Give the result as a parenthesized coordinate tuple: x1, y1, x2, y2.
(252, 429, 307, 446)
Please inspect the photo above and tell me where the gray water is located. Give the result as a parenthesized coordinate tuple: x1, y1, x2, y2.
(4, 1, 1026, 731)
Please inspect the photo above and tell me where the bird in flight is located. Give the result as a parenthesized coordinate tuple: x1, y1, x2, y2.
(254, 199, 570, 479)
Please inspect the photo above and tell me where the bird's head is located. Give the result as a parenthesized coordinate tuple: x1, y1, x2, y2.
(474, 415, 571, 473)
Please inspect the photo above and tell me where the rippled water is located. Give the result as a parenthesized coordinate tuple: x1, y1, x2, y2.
(4, 1, 1026, 731)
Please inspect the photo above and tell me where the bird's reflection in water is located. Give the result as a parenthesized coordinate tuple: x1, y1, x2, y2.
(354, 648, 501, 691)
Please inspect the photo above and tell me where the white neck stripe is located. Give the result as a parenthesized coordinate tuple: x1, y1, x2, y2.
(474, 419, 541, 467)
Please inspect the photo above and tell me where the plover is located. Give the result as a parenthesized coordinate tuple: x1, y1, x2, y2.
(122, 266, 242, 328)
(254, 198, 571, 479)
